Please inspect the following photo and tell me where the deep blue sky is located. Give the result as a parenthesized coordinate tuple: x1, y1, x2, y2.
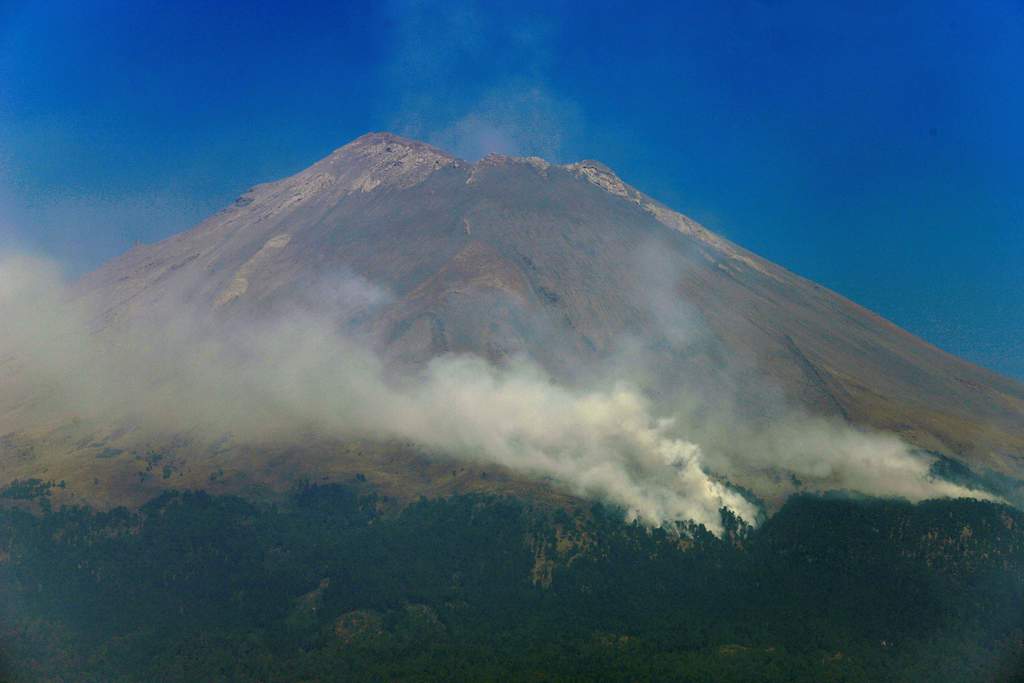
(1, 0, 1022, 379)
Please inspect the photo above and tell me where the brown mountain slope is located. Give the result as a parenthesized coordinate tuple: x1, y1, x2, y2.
(71, 132, 1024, 479)
(3, 132, 1021, 515)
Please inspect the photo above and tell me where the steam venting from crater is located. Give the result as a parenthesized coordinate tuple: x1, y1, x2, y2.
(0, 251, 994, 534)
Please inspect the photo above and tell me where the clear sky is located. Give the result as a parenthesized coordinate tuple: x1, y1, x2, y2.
(1, 0, 1022, 379)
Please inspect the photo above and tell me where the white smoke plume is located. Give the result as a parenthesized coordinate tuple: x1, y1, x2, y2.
(0, 252, 995, 534)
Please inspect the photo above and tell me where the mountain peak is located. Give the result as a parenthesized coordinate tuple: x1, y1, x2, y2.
(340, 131, 455, 159)
(268, 132, 464, 199)
(46, 128, 1024, 515)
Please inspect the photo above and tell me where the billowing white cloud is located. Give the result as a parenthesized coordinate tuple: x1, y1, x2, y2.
(0, 251, 995, 535)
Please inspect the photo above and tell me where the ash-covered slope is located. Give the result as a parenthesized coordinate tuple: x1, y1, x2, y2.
(74, 132, 1024, 481)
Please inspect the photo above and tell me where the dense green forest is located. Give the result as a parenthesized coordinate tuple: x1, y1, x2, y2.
(1, 480, 1022, 681)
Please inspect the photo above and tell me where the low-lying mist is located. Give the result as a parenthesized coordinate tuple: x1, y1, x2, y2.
(0, 251, 994, 534)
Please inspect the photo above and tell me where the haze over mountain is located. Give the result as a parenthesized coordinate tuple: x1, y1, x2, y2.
(1, 132, 1021, 529)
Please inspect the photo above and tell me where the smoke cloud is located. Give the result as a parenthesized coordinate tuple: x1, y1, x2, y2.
(382, 0, 581, 162)
(0, 251, 995, 534)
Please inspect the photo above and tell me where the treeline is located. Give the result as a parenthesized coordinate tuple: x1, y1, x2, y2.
(0, 484, 1022, 681)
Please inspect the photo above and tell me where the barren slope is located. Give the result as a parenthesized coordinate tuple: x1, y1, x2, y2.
(4, 132, 1022, 508)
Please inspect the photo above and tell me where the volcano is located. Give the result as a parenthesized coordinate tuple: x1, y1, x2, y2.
(3, 132, 1023, 509)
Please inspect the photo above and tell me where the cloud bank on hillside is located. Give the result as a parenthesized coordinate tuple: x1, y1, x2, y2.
(0, 251, 993, 534)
